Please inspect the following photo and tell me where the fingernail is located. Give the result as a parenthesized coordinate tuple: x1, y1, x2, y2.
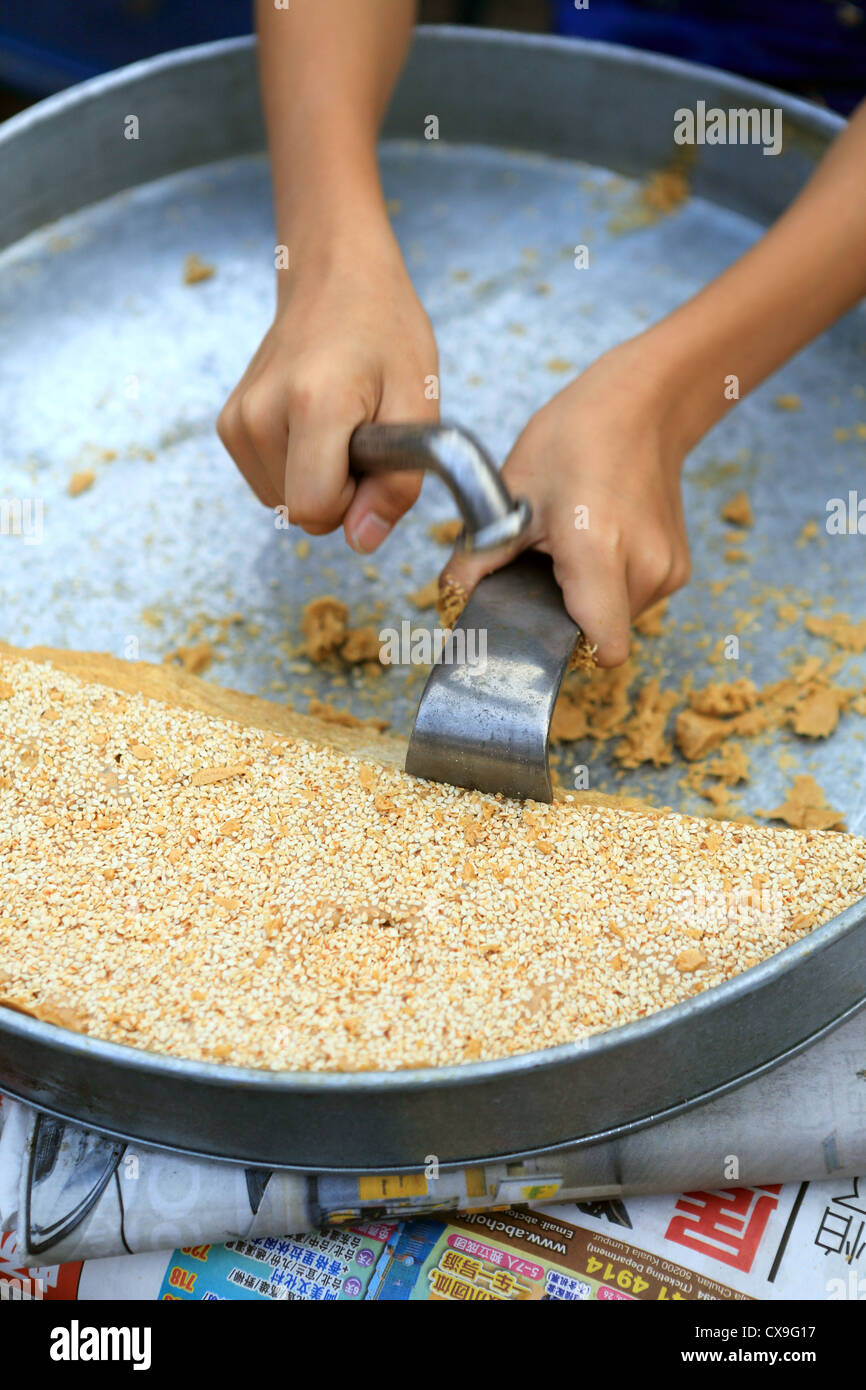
(349, 512, 392, 553)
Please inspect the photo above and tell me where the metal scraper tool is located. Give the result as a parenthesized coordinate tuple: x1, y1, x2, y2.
(349, 422, 580, 802)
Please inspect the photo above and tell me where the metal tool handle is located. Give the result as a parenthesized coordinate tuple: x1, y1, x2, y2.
(349, 421, 530, 552)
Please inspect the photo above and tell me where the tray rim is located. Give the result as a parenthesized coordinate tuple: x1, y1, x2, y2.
(0, 28, 845, 255)
(0, 26, 845, 153)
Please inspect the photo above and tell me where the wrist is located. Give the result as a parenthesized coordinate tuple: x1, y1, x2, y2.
(274, 178, 399, 308)
(617, 323, 734, 458)
(274, 208, 404, 314)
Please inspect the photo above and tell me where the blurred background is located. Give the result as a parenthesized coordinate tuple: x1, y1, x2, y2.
(0, 0, 863, 124)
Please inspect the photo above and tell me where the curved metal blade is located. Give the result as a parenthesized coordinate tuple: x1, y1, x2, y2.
(406, 552, 579, 802)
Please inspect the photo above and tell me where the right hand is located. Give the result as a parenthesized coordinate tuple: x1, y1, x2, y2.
(441, 340, 692, 668)
(218, 228, 440, 553)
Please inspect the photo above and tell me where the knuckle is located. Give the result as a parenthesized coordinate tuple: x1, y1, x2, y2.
(674, 551, 692, 587)
(639, 538, 676, 585)
(288, 369, 353, 416)
(238, 389, 271, 445)
(583, 528, 624, 564)
(286, 480, 341, 528)
(285, 375, 318, 419)
(660, 550, 691, 594)
(651, 556, 675, 589)
(216, 401, 237, 448)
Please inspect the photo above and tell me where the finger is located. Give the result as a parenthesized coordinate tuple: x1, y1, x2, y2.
(628, 546, 691, 616)
(342, 371, 441, 551)
(438, 527, 532, 607)
(340, 369, 439, 553)
(237, 386, 291, 502)
(343, 471, 424, 553)
(284, 408, 360, 534)
(217, 398, 281, 508)
(553, 537, 632, 669)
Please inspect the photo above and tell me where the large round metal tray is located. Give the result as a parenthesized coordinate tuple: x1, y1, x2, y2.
(1, 29, 864, 1169)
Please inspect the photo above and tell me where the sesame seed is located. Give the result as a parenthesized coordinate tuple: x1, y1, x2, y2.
(0, 649, 864, 1072)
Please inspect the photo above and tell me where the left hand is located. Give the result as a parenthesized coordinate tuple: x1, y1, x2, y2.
(442, 340, 691, 668)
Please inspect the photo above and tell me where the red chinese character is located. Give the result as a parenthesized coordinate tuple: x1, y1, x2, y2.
(0, 1230, 83, 1300)
(665, 1186, 782, 1272)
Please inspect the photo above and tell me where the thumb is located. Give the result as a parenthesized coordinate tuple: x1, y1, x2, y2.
(438, 533, 526, 609)
(343, 471, 424, 554)
(439, 500, 543, 612)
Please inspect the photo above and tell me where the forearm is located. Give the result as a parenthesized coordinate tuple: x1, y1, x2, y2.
(256, 0, 415, 271)
(642, 99, 866, 450)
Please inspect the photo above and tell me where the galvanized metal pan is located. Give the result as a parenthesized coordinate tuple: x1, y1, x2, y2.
(2, 913, 865, 1171)
(1, 29, 864, 1169)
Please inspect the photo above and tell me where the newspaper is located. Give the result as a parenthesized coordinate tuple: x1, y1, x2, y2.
(1, 1093, 864, 1301)
(3, 1175, 864, 1301)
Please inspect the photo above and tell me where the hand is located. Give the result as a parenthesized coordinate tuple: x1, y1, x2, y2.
(218, 228, 439, 553)
(442, 339, 691, 667)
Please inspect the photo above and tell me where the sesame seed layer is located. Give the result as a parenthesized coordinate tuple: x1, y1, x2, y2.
(1, 645, 864, 1072)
